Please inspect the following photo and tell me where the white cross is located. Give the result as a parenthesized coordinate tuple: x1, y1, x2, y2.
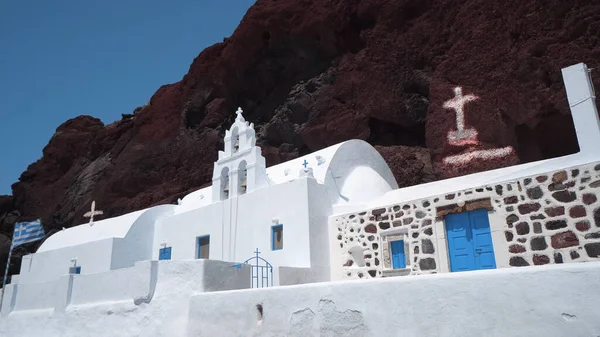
(84, 200, 103, 224)
(443, 87, 479, 146)
(235, 107, 245, 122)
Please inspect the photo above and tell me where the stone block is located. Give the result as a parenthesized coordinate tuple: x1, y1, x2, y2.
(526, 186, 544, 199)
(421, 239, 434, 254)
(575, 221, 590, 232)
(570, 250, 580, 259)
(554, 252, 563, 263)
(530, 237, 547, 251)
(509, 244, 526, 253)
(551, 231, 579, 249)
(509, 256, 529, 267)
(544, 206, 565, 217)
(419, 258, 436, 270)
(584, 243, 600, 258)
(545, 220, 568, 231)
(506, 214, 519, 225)
(372, 208, 386, 216)
(530, 214, 545, 220)
(552, 171, 568, 183)
(516, 222, 530, 235)
(533, 254, 550, 265)
(364, 224, 377, 233)
(518, 203, 541, 214)
(569, 205, 587, 218)
(584, 232, 600, 239)
(552, 191, 577, 203)
(583, 193, 597, 205)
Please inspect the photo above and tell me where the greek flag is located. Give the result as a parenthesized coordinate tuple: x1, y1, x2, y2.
(12, 220, 45, 247)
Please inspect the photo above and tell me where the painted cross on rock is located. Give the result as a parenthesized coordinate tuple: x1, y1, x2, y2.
(441, 87, 515, 167)
(443, 87, 479, 146)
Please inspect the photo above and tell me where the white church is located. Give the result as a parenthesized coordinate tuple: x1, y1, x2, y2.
(1, 63, 600, 337)
(7, 104, 399, 291)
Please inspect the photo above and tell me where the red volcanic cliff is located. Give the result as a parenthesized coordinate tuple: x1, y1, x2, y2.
(1, 0, 600, 279)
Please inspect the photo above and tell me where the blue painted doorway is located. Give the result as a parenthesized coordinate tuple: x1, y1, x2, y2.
(445, 208, 496, 272)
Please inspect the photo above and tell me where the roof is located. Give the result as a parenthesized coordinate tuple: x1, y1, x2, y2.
(175, 139, 398, 214)
(37, 205, 176, 253)
(369, 152, 600, 208)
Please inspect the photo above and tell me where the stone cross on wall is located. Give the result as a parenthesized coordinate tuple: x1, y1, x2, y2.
(302, 160, 309, 168)
(443, 87, 480, 146)
(84, 200, 103, 225)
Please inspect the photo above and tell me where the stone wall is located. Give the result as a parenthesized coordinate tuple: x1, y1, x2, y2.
(331, 161, 600, 280)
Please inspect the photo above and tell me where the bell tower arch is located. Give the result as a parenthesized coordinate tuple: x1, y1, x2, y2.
(212, 107, 268, 202)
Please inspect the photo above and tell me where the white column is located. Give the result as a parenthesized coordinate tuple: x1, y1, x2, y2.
(561, 63, 600, 159)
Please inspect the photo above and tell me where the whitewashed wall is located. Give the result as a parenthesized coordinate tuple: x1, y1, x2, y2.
(70, 266, 135, 305)
(1, 262, 598, 336)
(12, 281, 58, 311)
(111, 205, 175, 270)
(1, 259, 250, 318)
(187, 262, 600, 337)
(17, 238, 114, 284)
(155, 178, 316, 286)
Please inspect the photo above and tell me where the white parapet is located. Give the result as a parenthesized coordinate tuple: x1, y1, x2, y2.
(188, 262, 600, 337)
(562, 63, 600, 159)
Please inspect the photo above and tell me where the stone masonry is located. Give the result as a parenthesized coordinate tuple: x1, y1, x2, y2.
(331, 162, 600, 280)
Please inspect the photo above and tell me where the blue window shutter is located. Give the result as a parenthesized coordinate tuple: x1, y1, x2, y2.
(271, 225, 283, 250)
(159, 247, 172, 260)
(391, 240, 406, 269)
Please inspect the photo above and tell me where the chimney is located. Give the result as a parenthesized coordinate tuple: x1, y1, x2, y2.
(561, 63, 600, 159)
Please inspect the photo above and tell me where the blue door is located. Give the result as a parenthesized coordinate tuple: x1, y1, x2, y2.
(390, 240, 406, 269)
(445, 208, 496, 272)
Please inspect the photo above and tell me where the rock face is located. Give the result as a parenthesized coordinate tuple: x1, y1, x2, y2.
(2, 0, 600, 279)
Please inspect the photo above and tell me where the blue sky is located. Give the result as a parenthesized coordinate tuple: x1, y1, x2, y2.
(0, 0, 255, 195)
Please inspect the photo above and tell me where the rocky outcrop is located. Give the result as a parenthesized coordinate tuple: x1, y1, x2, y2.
(2, 0, 600, 282)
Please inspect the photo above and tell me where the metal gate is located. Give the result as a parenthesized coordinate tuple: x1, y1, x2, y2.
(242, 248, 273, 288)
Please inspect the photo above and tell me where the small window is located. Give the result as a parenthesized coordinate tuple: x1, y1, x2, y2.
(196, 236, 210, 259)
(272, 225, 283, 250)
(159, 247, 172, 260)
(390, 240, 406, 269)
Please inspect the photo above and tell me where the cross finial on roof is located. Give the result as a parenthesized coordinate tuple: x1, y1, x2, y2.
(84, 200, 103, 225)
(235, 107, 245, 122)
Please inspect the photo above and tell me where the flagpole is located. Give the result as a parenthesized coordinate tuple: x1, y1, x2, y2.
(0, 223, 16, 312)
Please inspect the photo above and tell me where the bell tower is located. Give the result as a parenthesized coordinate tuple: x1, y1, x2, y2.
(212, 107, 268, 202)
